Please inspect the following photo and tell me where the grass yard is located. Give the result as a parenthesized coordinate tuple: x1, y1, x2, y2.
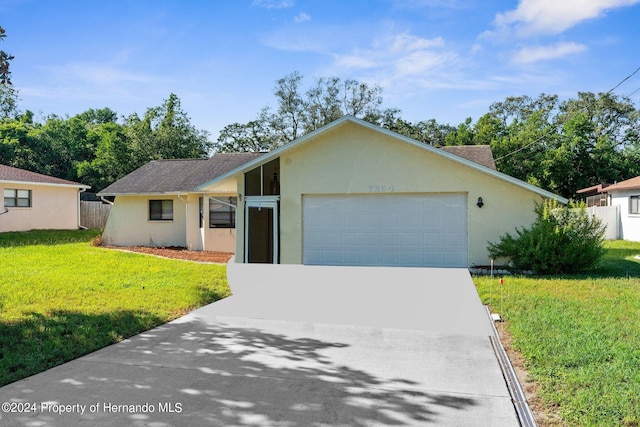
(0, 229, 230, 387)
(474, 240, 640, 426)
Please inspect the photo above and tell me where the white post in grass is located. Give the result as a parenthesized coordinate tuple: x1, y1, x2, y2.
(490, 259, 494, 306)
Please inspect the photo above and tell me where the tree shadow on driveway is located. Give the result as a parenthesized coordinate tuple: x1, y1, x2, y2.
(1, 315, 481, 426)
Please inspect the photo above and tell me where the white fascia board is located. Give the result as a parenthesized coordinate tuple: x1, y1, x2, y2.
(196, 115, 568, 204)
(0, 179, 91, 190)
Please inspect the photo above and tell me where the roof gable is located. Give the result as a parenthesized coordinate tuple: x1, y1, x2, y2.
(0, 164, 89, 188)
(99, 153, 264, 195)
(196, 115, 567, 203)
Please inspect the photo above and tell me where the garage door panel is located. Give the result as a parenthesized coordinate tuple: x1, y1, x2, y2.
(303, 194, 468, 267)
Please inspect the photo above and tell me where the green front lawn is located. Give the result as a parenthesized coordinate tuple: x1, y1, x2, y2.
(474, 240, 640, 426)
(0, 230, 230, 387)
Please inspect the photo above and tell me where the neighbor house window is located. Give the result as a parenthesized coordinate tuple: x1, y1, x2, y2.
(4, 189, 31, 207)
(209, 197, 236, 228)
(630, 195, 640, 215)
(149, 200, 173, 221)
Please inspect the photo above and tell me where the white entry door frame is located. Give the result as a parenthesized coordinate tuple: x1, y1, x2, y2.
(244, 196, 280, 264)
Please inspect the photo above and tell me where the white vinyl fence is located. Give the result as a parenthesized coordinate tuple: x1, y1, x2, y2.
(80, 201, 111, 230)
(586, 205, 620, 240)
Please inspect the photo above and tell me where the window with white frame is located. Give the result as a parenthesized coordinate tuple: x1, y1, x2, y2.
(4, 189, 32, 207)
(630, 195, 640, 215)
(149, 200, 173, 221)
(209, 197, 236, 228)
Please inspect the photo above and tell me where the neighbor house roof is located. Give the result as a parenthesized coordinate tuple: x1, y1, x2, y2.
(99, 153, 264, 195)
(605, 175, 640, 192)
(0, 164, 90, 189)
(576, 183, 611, 196)
(196, 115, 568, 203)
(440, 145, 496, 170)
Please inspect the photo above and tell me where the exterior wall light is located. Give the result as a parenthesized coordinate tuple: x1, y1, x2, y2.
(477, 197, 484, 208)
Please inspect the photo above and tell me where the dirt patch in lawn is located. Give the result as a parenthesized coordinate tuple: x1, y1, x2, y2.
(494, 320, 563, 426)
(102, 245, 234, 264)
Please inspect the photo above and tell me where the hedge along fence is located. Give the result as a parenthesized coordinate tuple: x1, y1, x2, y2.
(80, 201, 111, 230)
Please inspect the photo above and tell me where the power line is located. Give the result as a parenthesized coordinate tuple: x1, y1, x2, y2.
(494, 65, 640, 162)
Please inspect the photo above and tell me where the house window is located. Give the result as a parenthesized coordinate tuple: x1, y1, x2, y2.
(4, 189, 32, 208)
(209, 197, 236, 228)
(149, 200, 173, 221)
(630, 195, 640, 215)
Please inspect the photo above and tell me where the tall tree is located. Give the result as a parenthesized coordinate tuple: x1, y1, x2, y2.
(76, 122, 132, 191)
(0, 26, 13, 85)
(127, 93, 212, 167)
(215, 72, 388, 152)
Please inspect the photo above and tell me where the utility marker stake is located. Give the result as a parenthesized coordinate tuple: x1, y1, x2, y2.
(500, 277, 504, 320)
(490, 259, 494, 306)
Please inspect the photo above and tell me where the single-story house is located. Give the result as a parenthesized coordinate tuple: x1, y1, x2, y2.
(0, 164, 91, 232)
(604, 175, 640, 242)
(101, 116, 566, 267)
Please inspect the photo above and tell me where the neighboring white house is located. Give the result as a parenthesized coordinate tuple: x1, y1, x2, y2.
(0, 164, 91, 232)
(606, 176, 640, 242)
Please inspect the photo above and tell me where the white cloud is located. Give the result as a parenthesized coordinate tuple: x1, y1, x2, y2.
(334, 33, 448, 74)
(294, 12, 311, 23)
(252, 0, 294, 9)
(326, 32, 465, 95)
(511, 41, 587, 64)
(494, 0, 640, 35)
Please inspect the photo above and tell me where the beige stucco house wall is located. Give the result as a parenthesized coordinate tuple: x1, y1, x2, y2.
(101, 195, 188, 248)
(1, 181, 87, 233)
(98, 154, 257, 252)
(230, 117, 566, 267)
(101, 183, 238, 252)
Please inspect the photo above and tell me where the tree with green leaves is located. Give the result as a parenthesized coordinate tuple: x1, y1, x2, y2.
(126, 93, 212, 167)
(0, 26, 13, 85)
(215, 72, 388, 152)
(76, 122, 132, 191)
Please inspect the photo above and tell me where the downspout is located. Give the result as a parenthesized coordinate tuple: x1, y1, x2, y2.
(177, 194, 190, 249)
(78, 188, 88, 230)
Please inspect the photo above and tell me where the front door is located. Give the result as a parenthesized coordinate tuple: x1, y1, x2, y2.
(245, 197, 279, 263)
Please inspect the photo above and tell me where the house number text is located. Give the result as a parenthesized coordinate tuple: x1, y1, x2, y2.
(368, 184, 394, 193)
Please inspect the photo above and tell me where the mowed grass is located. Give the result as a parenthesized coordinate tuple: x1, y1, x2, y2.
(474, 240, 640, 426)
(0, 229, 231, 387)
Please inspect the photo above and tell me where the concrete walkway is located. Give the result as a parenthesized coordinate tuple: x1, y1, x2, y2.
(0, 264, 519, 426)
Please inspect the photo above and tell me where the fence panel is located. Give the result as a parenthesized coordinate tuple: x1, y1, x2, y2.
(587, 205, 620, 240)
(80, 201, 111, 230)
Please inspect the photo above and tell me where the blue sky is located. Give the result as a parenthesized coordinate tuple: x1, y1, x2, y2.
(2, 0, 640, 139)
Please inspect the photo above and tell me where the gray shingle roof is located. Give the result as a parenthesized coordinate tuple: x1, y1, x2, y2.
(0, 164, 89, 187)
(440, 145, 496, 170)
(99, 153, 265, 195)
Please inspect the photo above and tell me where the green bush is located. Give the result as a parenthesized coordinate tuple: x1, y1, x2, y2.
(487, 199, 606, 274)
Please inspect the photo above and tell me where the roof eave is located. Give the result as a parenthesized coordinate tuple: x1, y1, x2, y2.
(0, 179, 90, 190)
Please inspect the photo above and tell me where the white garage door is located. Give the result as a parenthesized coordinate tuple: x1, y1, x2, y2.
(303, 194, 468, 267)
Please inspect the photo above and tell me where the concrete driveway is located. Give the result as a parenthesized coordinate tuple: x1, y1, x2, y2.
(0, 263, 520, 426)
